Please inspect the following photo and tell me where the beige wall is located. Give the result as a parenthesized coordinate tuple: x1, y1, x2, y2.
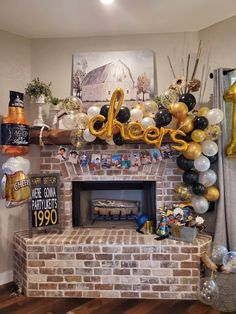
(199, 15, 236, 101)
(30, 32, 199, 100)
(0, 30, 31, 284)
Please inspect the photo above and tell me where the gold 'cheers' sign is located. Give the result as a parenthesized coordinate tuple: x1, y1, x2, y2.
(89, 88, 188, 151)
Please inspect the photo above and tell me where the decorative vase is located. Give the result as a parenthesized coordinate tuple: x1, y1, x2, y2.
(35, 94, 45, 104)
(49, 104, 61, 129)
(33, 102, 45, 127)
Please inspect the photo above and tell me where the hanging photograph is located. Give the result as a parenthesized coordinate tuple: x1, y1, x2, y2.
(72, 50, 155, 104)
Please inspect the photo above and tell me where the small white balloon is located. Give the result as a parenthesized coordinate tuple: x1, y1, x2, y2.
(192, 196, 209, 214)
(201, 140, 218, 156)
(206, 109, 224, 125)
(87, 106, 100, 118)
(194, 155, 210, 172)
(141, 117, 155, 129)
(83, 128, 96, 142)
(130, 108, 143, 122)
(105, 137, 115, 145)
(62, 113, 77, 129)
(199, 169, 217, 187)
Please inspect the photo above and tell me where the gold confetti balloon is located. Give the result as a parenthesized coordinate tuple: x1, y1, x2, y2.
(70, 128, 85, 148)
(205, 125, 221, 141)
(75, 112, 89, 129)
(143, 100, 159, 116)
(134, 103, 144, 111)
(175, 184, 192, 201)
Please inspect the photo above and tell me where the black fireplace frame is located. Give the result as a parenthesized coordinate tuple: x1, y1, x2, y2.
(72, 181, 156, 227)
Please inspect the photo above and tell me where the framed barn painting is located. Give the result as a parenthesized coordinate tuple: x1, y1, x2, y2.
(72, 50, 155, 105)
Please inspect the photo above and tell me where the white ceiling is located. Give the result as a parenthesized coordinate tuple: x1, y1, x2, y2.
(0, 0, 236, 38)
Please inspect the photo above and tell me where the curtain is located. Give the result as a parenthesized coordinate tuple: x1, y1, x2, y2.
(213, 68, 236, 250)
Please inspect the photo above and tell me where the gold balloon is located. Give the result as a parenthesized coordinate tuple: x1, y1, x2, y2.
(178, 115, 194, 133)
(191, 129, 206, 143)
(143, 100, 158, 116)
(224, 82, 236, 158)
(204, 186, 220, 202)
(170, 102, 188, 120)
(183, 142, 202, 160)
(198, 107, 210, 117)
(175, 184, 192, 201)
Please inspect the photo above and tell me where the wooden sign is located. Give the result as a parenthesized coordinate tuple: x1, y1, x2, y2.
(29, 174, 60, 231)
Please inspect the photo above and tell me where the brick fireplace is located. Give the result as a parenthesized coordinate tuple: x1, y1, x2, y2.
(13, 143, 212, 299)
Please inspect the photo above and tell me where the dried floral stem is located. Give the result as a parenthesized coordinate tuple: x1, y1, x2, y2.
(182, 57, 185, 77)
(190, 40, 202, 81)
(198, 64, 205, 104)
(184, 54, 190, 93)
(167, 56, 176, 79)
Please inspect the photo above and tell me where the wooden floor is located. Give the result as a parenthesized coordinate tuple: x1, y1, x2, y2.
(0, 283, 231, 314)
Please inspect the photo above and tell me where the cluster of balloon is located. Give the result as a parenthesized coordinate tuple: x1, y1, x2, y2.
(1, 91, 31, 207)
(176, 102, 223, 214)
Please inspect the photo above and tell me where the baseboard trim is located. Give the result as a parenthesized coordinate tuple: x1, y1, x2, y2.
(0, 270, 13, 285)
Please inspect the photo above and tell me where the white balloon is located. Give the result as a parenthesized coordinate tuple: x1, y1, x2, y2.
(130, 108, 143, 122)
(62, 112, 77, 129)
(87, 106, 100, 118)
(201, 140, 218, 156)
(83, 128, 96, 142)
(199, 169, 217, 187)
(194, 155, 210, 172)
(105, 137, 115, 145)
(192, 196, 209, 214)
(206, 109, 224, 125)
(141, 117, 155, 129)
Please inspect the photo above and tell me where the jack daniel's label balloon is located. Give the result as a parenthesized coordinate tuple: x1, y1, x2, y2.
(1, 123, 30, 146)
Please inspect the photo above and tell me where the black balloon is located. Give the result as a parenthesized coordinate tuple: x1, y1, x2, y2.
(194, 116, 209, 130)
(176, 133, 192, 143)
(117, 106, 130, 123)
(192, 183, 206, 195)
(183, 170, 199, 186)
(100, 104, 110, 120)
(177, 155, 194, 171)
(155, 109, 172, 127)
(179, 93, 196, 111)
(94, 121, 103, 131)
(204, 153, 218, 164)
(208, 202, 215, 212)
(113, 132, 124, 146)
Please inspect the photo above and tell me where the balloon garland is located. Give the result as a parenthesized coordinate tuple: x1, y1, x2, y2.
(174, 100, 223, 214)
(71, 85, 223, 216)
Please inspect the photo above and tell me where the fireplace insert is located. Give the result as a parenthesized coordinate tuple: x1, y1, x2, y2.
(72, 181, 156, 228)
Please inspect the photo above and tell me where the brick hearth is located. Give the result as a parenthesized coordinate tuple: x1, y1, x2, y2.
(14, 229, 211, 299)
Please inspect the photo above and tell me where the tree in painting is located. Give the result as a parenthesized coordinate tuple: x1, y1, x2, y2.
(73, 69, 86, 98)
(73, 57, 88, 98)
(137, 73, 151, 101)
